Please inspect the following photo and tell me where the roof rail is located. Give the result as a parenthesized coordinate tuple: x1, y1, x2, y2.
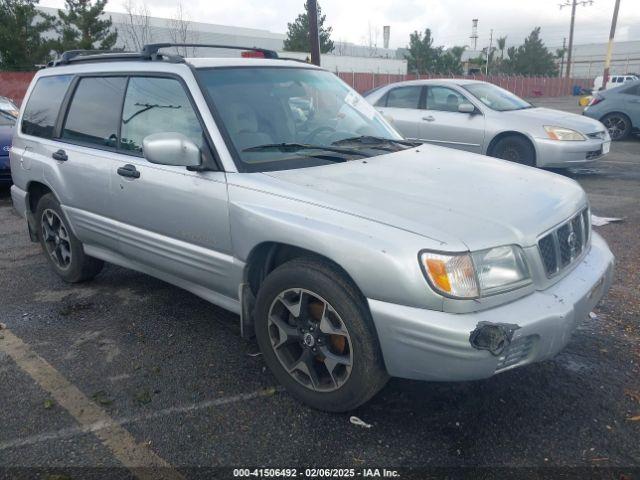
(141, 43, 279, 59)
(47, 43, 280, 68)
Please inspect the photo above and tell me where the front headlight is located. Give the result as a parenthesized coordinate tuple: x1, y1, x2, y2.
(420, 245, 531, 299)
(544, 125, 586, 141)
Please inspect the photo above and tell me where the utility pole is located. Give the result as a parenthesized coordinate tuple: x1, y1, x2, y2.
(560, 0, 594, 79)
(559, 37, 566, 77)
(485, 29, 493, 75)
(602, 0, 621, 87)
(307, 0, 321, 66)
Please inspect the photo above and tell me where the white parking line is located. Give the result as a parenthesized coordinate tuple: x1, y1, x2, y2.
(0, 387, 281, 451)
(0, 328, 192, 479)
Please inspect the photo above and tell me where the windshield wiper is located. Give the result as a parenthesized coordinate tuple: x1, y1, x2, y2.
(331, 135, 421, 150)
(242, 142, 369, 157)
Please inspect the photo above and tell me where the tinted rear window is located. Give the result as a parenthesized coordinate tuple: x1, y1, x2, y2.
(62, 77, 127, 148)
(21, 75, 73, 138)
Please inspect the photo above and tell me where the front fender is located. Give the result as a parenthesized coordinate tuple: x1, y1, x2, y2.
(228, 184, 446, 311)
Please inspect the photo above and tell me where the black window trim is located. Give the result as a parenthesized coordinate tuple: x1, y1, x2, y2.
(21, 74, 74, 140)
(55, 71, 222, 171)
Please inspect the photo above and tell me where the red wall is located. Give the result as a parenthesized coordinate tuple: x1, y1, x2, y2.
(337, 71, 591, 97)
(1, 70, 590, 106)
(0, 72, 37, 105)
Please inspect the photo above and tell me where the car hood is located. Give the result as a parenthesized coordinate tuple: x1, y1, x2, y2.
(501, 107, 604, 134)
(263, 145, 587, 251)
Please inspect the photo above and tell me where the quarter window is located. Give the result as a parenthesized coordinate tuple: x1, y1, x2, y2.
(426, 86, 467, 112)
(120, 77, 205, 154)
(384, 86, 422, 109)
(21, 75, 73, 138)
(62, 77, 127, 148)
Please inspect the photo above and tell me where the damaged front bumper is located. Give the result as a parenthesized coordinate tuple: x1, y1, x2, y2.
(368, 232, 614, 382)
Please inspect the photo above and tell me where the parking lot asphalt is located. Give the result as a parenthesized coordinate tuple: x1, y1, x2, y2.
(1, 96, 639, 478)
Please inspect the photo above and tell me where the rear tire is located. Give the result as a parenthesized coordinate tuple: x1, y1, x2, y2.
(490, 135, 536, 167)
(36, 193, 104, 283)
(254, 257, 389, 412)
(601, 112, 631, 141)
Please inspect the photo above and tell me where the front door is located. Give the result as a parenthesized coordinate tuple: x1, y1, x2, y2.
(110, 75, 236, 299)
(419, 85, 486, 153)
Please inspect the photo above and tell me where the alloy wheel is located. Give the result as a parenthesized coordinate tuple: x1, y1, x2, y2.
(267, 288, 353, 392)
(602, 115, 628, 140)
(41, 209, 72, 269)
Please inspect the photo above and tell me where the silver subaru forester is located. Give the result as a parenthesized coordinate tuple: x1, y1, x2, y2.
(10, 45, 614, 412)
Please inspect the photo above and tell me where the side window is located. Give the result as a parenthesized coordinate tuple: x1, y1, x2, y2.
(385, 86, 422, 109)
(21, 75, 73, 138)
(62, 77, 127, 148)
(426, 86, 467, 112)
(120, 77, 205, 154)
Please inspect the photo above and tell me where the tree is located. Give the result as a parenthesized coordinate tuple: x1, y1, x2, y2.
(167, 1, 198, 57)
(405, 28, 441, 74)
(437, 45, 465, 75)
(283, 1, 334, 54)
(496, 36, 507, 61)
(56, 0, 117, 52)
(121, 0, 152, 51)
(501, 27, 557, 76)
(0, 0, 57, 70)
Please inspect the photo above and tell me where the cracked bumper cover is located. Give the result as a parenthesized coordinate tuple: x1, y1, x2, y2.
(367, 232, 614, 382)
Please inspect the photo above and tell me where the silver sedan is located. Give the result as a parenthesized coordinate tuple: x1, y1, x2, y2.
(365, 79, 611, 168)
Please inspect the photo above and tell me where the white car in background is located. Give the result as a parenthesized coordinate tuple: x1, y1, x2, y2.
(592, 74, 639, 94)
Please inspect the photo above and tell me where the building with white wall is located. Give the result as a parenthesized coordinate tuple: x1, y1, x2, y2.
(38, 6, 407, 74)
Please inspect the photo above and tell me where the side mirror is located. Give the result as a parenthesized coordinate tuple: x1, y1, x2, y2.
(458, 103, 476, 114)
(142, 132, 201, 168)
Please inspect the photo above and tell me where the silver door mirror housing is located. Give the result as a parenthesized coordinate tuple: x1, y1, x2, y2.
(458, 103, 476, 114)
(142, 132, 202, 168)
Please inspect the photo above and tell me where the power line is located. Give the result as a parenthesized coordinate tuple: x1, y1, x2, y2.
(559, 0, 595, 78)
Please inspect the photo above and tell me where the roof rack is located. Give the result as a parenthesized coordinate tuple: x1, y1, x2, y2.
(47, 43, 280, 68)
(141, 43, 279, 59)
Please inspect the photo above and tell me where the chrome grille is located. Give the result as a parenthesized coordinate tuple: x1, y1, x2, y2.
(538, 208, 590, 277)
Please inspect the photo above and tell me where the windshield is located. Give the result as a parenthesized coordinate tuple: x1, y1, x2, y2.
(196, 67, 403, 171)
(463, 83, 533, 111)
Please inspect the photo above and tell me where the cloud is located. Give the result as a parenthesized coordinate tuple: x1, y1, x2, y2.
(38, 0, 640, 50)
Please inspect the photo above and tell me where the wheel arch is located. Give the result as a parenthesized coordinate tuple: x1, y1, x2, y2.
(25, 180, 58, 241)
(486, 130, 538, 164)
(240, 241, 371, 339)
(244, 241, 366, 303)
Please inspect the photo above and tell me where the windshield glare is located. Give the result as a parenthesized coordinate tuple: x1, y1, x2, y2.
(463, 83, 532, 111)
(197, 67, 402, 171)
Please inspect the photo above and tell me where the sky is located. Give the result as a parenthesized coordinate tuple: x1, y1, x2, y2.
(38, 0, 640, 52)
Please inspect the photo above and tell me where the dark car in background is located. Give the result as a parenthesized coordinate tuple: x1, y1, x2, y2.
(0, 110, 16, 186)
(583, 79, 640, 140)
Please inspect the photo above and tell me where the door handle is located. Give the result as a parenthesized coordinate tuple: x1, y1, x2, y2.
(52, 149, 68, 161)
(117, 164, 140, 179)
(422, 116, 435, 122)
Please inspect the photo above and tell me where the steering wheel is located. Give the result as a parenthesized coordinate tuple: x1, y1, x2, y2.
(304, 126, 336, 144)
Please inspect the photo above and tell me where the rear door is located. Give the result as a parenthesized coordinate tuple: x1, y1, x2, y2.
(109, 75, 235, 299)
(55, 75, 128, 252)
(418, 85, 485, 153)
(374, 85, 424, 140)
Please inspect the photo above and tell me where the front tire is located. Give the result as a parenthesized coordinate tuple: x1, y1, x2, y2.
(254, 258, 388, 412)
(490, 135, 536, 167)
(601, 112, 631, 140)
(36, 193, 104, 283)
